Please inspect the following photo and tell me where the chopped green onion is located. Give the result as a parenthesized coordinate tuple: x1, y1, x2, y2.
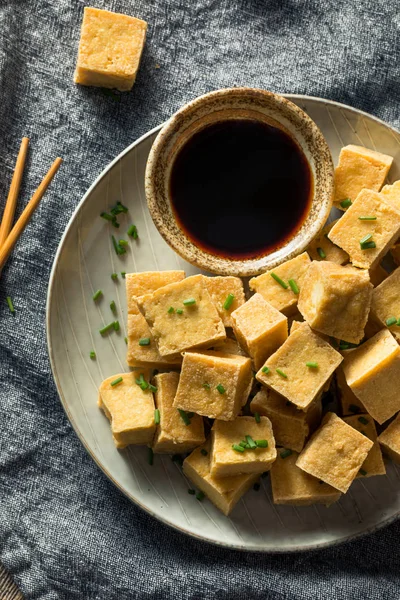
(276, 368, 288, 379)
(200, 449, 208, 456)
(223, 293, 235, 310)
(254, 412, 261, 423)
(196, 491, 205, 501)
(118, 239, 128, 248)
(358, 416, 369, 425)
(361, 241, 376, 249)
(138, 337, 151, 346)
(288, 279, 299, 294)
(202, 382, 211, 390)
(280, 448, 292, 459)
(246, 435, 257, 449)
(359, 468, 367, 476)
(148, 447, 154, 466)
(6, 296, 15, 314)
(113, 320, 120, 331)
(255, 439, 268, 448)
(124, 336, 128, 344)
(110, 300, 117, 314)
(127, 224, 138, 239)
(110, 201, 128, 215)
(149, 384, 157, 393)
(92, 289, 103, 301)
(360, 233, 373, 245)
(317, 247, 326, 259)
(253, 482, 260, 491)
(397, 319, 400, 326)
(177, 409, 191, 425)
(154, 409, 160, 424)
(99, 322, 116, 335)
(188, 489, 195, 495)
(167, 306, 174, 314)
(111, 235, 123, 255)
(183, 298, 196, 306)
(270, 272, 288, 289)
(262, 366, 270, 374)
(89, 351, 96, 359)
(110, 377, 123, 387)
(121, 272, 126, 278)
(358, 216, 377, 221)
(111, 273, 118, 281)
(348, 404, 361, 414)
(176, 308, 183, 314)
(340, 198, 352, 209)
(232, 444, 245, 453)
(100, 212, 119, 227)
(135, 374, 149, 391)
(306, 361, 318, 368)
(386, 317, 397, 327)
(216, 384, 226, 394)
(239, 441, 248, 448)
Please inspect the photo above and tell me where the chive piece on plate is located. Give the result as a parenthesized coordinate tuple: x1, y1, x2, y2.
(110, 376, 123, 387)
(138, 337, 150, 346)
(276, 368, 288, 379)
(306, 361, 318, 368)
(177, 408, 191, 426)
(154, 409, 160, 424)
(113, 320, 120, 331)
(127, 224, 138, 239)
(188, 489, 195, 495)
(112, 235, 125, 255)
(6, 296, 15, 314)
(111, 273, 118, 281)
(216, 384, 226, 394)
(200, 449, 208, 456)
(223, 293, 235, 310)
(358, 416, 369, 425)
(348, 404, 361, 414)
(89, 351, 96, 359)
(246, 435, 257, 449)
(99, 322, 115, 335)
(124, 336, 128, 344)
(110, 300, 117, 314)
(148, 447, 154, 466)
(232, 444, 245, 453)
(254, 412, 261, 423)
(93, 289, 103, 301)
(280, 448, 292, 459)
(110, 201, 128, 215)
(288, 279, 299, 294)
(270, 272, 288, 289)
(121, 271, 126, 279)
(176, 308, 183, 314)
(118, 239, 128, 248)
(262, 366, 270, 374)
(317, 247, 326, 259)
(358, 216, 377, 221)
(340, 198, 352, 209)
(183, 298, 196, 306)
(255, 439, 268, 448)
(386, 317, 397, 327)
(196, 491, 205, 501)
(167, 306, 174, 314)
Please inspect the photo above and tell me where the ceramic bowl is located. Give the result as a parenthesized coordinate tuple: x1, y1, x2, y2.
(145, 87, 334, 276)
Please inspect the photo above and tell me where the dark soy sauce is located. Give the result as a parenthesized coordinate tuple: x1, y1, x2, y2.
(170, 119, 313, 260)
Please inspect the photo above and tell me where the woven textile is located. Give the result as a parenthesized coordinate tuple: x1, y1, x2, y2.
(1, 0, 400, 598)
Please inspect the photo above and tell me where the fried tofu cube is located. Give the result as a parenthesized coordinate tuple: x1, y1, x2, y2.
(137, 275, 226, 357)
(211, 336, 248, 357)
(306, 219, 349, 265)
(74, 7, 147, 91)
(203, 276, 245, 327)
(381, 180, 400, 211)
(298, 261, 373, 343)
(152, 372, 205, 453)
(126, 270, 185, 314)
(250, 388, 321, 452)
(173, 351, 252, 420)
(210, 416, 276, 477)
(126, 308, 182, 367)
(249, 252, 311, 316)
(328, 189, 400, 270)
(256, 323, 342, 411)
(296, 412, 373, 493)
(342, 329, 400, 424)
(333, 145, 393, 209)
(183, 442, 259, 516)
(231, 293, 288, 370)
(336, 366, 366, 416)
(271, 450, 341, 506)
(369, 263, 388, 287)
(343, 414, 386, 478)
(370, 266, 400, 342)
(378, 414, 400, 464)
(98, 371, 155, 448)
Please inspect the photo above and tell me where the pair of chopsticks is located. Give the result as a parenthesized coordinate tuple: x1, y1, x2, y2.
(0, 138, 62, 271)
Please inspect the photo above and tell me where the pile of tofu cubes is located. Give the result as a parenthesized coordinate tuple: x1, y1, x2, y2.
(98, 144, 400, 516)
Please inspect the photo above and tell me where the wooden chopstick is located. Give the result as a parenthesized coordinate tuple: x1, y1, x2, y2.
(0, 157, 62, 271)
(0, 137, 30, 249)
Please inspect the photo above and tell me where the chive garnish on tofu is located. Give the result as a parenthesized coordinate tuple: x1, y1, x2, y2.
(270, 272, 288, 289)
(148, 447, 154, 466)
(358, 416, 369, 425)
(183, 298, 196, 306)
(200, 449, 208, 456)
(276, 368, 288, 378)
(358, 216, 377, 220)
(386, 317, 397, 327)
(359, 468, 367, 476)
(317, 247, 326, 259)
(239, 441, 248, 448)
(167, 306, 174, 314)
(361, 241, 376, 249)
(232, 444, 245, 453)
(113, 320, 120, 331)
(89, 351, 96, 359)
(288, 279, 299, 294)
(176, 308, 183, 314)
(202, 382, 211, 390)
(255, 439, 268, 448)
(360, 234, 376, 250)
(154, 409, 160, 424)
(127, 224, 138, 239)
(111, 273, 118, 281)
(223, 293, 235, 310)
(110, 300, 117, 314)
(138, 337, 150, 346)
(262, 366, 270, 374)
(92, 289, 103, 301)
(149, 384, 157, 393)
(177, 409, 191, 425)
(348, 404, 361, 414)
(196, 491, 205, 501)
(360, 233, 373, 245)
(246, 435, 257, 449)
(135, 374, 149, 391)
(306, 361, 318, 368)
(110, 376, 123, 387)
(6, 296, 15, 314)
(280, 448, 292, 459)
(121, 272, 126, 278)
(99, 322, 115, 335)
(216, 384, 226, 394)
(340, 198, 352, 209)
(254, 412, 261, 423)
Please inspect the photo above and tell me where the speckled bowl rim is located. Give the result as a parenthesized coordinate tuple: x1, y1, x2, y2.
(145, 88, 334, 276)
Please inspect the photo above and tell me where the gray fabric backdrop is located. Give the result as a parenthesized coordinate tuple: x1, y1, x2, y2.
(1, 0, 400, 598)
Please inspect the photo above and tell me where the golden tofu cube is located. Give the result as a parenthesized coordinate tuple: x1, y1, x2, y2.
(306, 219, 349, 265)
(126, 308, 182, 367)
(250, 388, 321, 453)
(296, 412, 373, 493)
(203, 276, 245, 327)
(343, 414, 385, 478)
(137, 275, 226, 358)
(152, 372, 205, 453)
(336, 365, 366, 416)
(211, 336, 248, 357)
(173, 351, 252, 420)
(74, 7, 147, 91)
(328, 189, 400, 270)
(378, 414, 400, 465)
(126, 271, 185, 314)
(231, 293, 288, 370)
(271, 450, 341, 506)
(333, 145, 393, 209)
(210, 416, 276, 477)
(98, 371, 155, 448)
(298, 261, 373, 343)
(369, 263, 388, 287)
(183, 442, 259, 516)
(256, 322, 343, 411)
(380, 180, 400, 211)
(249, 252, 311, 316)
(371, 266, 400, 342)
(342, 329, 400, 424)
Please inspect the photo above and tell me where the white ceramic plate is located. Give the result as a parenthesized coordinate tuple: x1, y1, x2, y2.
(47, 96, 400, 552)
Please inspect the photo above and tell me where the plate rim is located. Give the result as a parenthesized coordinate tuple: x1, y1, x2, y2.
(46, 95, 400, 553)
